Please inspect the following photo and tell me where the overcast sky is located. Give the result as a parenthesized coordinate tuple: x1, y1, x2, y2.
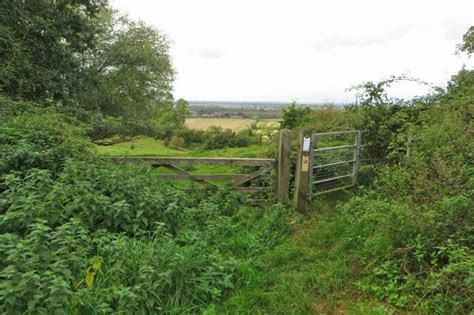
(111, 0, 473, 103)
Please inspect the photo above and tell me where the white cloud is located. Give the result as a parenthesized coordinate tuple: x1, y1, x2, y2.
(309, 25, 418, 50)
(111, 0, 473, 102)
(197, 49, 226, 59)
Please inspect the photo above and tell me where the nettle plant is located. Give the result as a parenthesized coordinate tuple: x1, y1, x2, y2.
(0, 110, 293, 313)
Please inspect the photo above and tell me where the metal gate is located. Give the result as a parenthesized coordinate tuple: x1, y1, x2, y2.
(309, 130, 361, 195)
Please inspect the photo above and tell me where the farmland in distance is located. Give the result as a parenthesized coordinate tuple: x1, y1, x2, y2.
(185, 117, 281, 131)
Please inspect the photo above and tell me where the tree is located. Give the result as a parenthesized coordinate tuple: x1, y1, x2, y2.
(281, 102, 311, 129)
(77, 10, 175, 120)
(457, 26, 473, 55)
(155, 98, 190, 131)
(0, 0, 107, 103)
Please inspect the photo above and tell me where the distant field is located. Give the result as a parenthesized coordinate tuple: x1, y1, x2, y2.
(185, 118, 280, 131)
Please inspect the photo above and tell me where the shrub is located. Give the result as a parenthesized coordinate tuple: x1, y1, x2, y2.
(173, 128, 205, 145)
(88, 115, 163, 142)
(0, 110, 294, 313)
(0, 105, 93, 176)
(281, 102, 311, 129)
(169, 135, 185, 149)
(331, 98, 474, 313)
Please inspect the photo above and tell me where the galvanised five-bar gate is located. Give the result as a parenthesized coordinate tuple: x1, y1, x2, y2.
(311, 130, 361, 195)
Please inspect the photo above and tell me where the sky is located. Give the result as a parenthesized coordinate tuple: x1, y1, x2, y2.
(111, 0, 473, 103)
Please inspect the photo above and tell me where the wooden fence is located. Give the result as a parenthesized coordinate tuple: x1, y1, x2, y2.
(111, 129, 292, 204)
(110, 128, 360, 210)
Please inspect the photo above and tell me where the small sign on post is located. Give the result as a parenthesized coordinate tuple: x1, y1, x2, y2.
(301, 155, 309, 172)
(302, 137, 311, 152)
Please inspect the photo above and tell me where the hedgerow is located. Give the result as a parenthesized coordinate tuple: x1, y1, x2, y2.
(327, 85, 474, 313)
(0, 106, 296, 313)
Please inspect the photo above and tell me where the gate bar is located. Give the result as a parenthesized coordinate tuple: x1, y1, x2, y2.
(314, 184, 353, 195)
(313, 159, 355, 169)
(313, 130, 357, 137)
(314, 144, 356, 152)
(314, 174, 352, 184)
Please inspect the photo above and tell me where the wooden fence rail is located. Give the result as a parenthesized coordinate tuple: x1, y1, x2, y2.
(110, 129, 292, 204)
(112, 157, 276, 166)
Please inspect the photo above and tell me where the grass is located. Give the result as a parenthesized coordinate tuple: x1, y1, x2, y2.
(95, 136, 272, 158)
(94, 138, 403, 313)
(217, 192, 394, 314)
(185, 118, 281, 131)
(94, 136, 189, 157)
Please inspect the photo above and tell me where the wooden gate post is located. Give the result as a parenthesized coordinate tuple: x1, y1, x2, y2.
(293, 129, 313, 212)
(277, 129, 292, 203)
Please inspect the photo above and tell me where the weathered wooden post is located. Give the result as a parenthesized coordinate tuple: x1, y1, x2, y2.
(293, 129, 313, 212)
(277, 129, 292, 203)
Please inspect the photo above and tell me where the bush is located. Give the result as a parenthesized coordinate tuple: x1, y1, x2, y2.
(0, 109, 294, 313)
(0, 154, 295, 313)
(173, 128, 205, 145)
(88, 115, 163, 142)
(165, 125, 263, 150)
(330, 98, 474, 313)
(168, 135, 185, 149)
(281, 102, 311, 129)
(203, 127, 258, 150)
(0, 104, 93, 176)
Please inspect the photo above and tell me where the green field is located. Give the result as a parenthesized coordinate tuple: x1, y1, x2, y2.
(95, 136, 188, 157)
(95, 136, 273, 181)
(95, 136, 271, 158)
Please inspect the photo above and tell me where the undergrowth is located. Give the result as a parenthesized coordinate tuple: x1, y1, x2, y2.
(0, 101, 299, 313)
(1, 68, 473, 314)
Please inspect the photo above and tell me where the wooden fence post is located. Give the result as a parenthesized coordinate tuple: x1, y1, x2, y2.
(277, 129, 292, 203)
(293, 129, 313, 212)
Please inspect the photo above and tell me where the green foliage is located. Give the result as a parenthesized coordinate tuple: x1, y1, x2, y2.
(0, 108, 294, 313)
(303, 105, 351, 133)
(168, 135, 185, 149)
(281, 102, 311, 129)
(0, 0, 107, 103)
(88, 115, 162, 141)
(78, 10, 175, 120)
(0, 100, 93, 176)
(203, 127, 258, 150)
(0, 2, 178, 140)
(326, 90, 473, 313)
(155, 99, 190, 134)
(171, 126, 260, 150)
(457, 25, 473, 55)
(219, 66, 474, 314)
(0, 158, 293, 313)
